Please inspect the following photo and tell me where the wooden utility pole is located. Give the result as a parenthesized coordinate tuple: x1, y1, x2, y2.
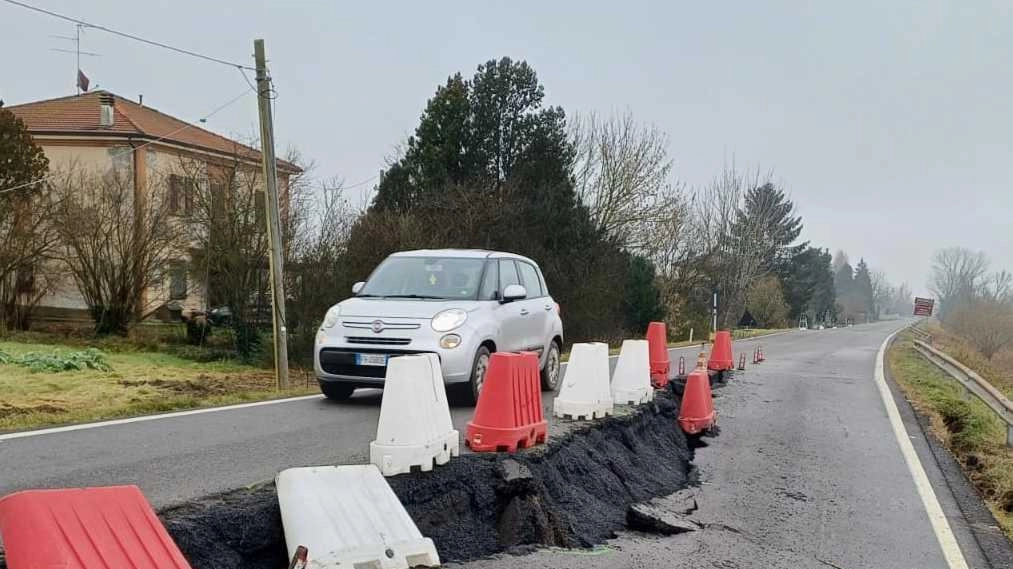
(254, 39, 290, 389)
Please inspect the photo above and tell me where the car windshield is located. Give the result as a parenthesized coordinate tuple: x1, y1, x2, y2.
(359, 257, 486, 300)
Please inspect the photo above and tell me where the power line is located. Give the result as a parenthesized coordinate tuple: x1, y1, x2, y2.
(2, 0, 255, 70)
(322, 174, 379, 192)
(0, 88, 253, 195)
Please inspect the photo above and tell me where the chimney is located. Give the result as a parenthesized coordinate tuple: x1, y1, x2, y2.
(99, 93, 115, 127)
(138, 94, 143, 106)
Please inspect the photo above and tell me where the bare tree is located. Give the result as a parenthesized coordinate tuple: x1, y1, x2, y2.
(286, 177, 361, 362)
(0, 183, 63, 331)
(870, 270, 895, 319)
(950, 298, 1013, 359)
(50, 167, 181, 335)
(929, 247, 990, 321)
(570, 110, 674, 249)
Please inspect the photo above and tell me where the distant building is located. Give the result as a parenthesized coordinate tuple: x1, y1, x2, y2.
(7, 90, 301, 325)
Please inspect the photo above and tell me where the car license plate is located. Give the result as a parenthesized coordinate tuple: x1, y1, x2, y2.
(357, 353, 387, 367)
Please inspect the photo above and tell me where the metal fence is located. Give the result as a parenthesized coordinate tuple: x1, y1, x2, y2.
(912, 339, 1013, 447)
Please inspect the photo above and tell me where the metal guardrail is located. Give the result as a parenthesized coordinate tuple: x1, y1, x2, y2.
(910, 327, 932, 343)
(912, 339, 1013, 447)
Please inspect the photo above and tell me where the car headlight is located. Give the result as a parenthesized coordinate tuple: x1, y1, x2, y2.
(432, 308, 467, 332)
(322, 306, 341, 328)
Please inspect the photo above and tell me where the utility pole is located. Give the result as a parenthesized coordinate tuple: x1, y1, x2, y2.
(254, 39, 290, 389)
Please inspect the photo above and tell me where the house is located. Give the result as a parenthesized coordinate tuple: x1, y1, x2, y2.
(7, 90, 301, 325)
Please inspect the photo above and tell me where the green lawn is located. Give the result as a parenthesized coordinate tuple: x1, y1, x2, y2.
(887, 333, 1012, 536)
(0, 339, 315, 432)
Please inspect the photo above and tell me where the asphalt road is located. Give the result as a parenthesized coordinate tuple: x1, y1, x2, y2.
(457, 320, 999, 569)
(0, 339, 729, 508)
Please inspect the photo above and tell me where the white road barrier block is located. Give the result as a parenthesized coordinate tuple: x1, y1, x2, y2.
(611, 339, 654, 405)
(277, 465, 440, 569)
(554, 342, 614, 420)
(370, 353, 459, 476)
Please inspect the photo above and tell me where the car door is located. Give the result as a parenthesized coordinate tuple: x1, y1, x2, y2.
(515, 260, 549, 352)
(494, 259, 528, 352)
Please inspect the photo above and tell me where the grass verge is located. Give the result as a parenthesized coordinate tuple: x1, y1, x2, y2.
(887, 332, 1013, 536)
(0, 339, 315, 432)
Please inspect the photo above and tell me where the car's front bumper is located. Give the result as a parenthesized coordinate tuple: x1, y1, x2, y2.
(314, 328, 477, 387)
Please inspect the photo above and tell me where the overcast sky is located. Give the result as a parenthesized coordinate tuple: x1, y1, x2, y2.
(3, 0, 1011, 295)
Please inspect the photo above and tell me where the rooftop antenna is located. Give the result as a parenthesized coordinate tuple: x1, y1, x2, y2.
(50, 24, 101, 95)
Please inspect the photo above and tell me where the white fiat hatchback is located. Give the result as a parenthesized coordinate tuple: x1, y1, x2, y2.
(314, 249, 564, 404)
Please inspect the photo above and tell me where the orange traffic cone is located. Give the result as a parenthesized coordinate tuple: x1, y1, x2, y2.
(646, 321, 670, 388)
(465, 352, 547, 453)
(678, 369, 716, 435)
(707, 330, 734, 371)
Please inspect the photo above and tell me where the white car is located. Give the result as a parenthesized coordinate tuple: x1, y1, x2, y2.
(314, 249, 564, 404)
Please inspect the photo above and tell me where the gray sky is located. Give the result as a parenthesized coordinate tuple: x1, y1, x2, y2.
(3, 0, 1011, 295)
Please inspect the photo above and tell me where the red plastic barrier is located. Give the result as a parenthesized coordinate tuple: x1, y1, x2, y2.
(0, 485, 192, 569)
(678, 369, 716, 435)
(646, 321, 670, 388)
(707, 330, 734, 371)
(465, 352, 547, 452)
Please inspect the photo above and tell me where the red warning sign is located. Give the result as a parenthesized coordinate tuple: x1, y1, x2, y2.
(913, 297, 934, 316)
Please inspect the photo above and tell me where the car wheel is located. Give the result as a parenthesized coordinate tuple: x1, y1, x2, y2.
(460, 345, 491, 406)
(540, 341, 561, 391)
(320, 383, 355, 401)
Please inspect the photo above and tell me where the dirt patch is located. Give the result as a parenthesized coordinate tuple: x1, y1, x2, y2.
(156, 391, 693, 568)
(118, 373, 274, 396)
(0, 401, 67, 419)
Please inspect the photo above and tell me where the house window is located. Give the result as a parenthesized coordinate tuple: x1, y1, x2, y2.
(14, 265, 34, 295)
(168, 175, 196, 215)
(169, 263, 188, 300)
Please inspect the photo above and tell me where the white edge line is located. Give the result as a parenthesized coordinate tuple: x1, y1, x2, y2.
(0, 394, 324, 441)
(873, 328, 969, 569)
(2, 334, 787, 441)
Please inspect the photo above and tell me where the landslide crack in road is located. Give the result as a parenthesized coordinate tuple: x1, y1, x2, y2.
(156, 390, 694, 569)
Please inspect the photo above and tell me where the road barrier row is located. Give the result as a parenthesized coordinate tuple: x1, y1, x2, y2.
(0, 322, 761, 569)
(912, 339, 1013, 447)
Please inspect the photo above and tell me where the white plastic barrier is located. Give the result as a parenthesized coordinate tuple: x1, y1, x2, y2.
(553, 342, 614, 420)
(371, 353, 459, 476)
(611, 339, 654, 405)
(276, 465, 440, 569)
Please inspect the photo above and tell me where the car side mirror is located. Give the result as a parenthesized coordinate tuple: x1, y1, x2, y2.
(352, 282, 365, 295)
(501, 284, 527, 303)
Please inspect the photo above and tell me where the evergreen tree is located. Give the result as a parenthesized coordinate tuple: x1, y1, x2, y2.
(853, 258, 876, 321)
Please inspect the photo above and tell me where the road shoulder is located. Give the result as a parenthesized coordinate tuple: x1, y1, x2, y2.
(883, 334, 1012, 568)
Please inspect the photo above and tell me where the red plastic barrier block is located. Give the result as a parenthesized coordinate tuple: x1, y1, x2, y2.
(678, 369, 716, 435)
(646, 321, 670, 388)
(707, 329, 734, 371)
(465, 352, 547, 453)
(0, 485, 192, 569)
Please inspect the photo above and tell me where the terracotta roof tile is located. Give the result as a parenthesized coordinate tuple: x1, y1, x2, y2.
(7, 91, 300, 172)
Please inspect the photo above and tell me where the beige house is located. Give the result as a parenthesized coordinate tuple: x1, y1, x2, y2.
(8, 90, 300, 324)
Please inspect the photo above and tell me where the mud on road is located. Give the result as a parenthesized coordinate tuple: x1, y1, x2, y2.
(154, 391, 694, 569)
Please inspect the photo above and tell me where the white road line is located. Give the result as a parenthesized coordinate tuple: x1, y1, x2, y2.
(0, 394, 324, 441)
(873, 329, 969, 569)
(0, 335, 783, 441)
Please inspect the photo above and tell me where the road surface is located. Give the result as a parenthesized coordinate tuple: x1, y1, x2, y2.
(458, 320, 1001, 569)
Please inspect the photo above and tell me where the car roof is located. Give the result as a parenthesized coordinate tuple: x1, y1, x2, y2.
(390, 249, 536, 264)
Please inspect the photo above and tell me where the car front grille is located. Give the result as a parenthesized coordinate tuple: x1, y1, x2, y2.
(345, 336, 411, 346)
(318, 347, 433, 379)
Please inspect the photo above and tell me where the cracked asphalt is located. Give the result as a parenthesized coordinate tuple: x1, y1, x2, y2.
(455, 321, 1002, 569)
